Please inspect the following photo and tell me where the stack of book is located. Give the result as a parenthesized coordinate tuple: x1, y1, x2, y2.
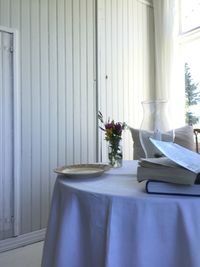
(137, 138, 200, 196)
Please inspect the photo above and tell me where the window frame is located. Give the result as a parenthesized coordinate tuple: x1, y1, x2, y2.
(178, 0, 200, 36)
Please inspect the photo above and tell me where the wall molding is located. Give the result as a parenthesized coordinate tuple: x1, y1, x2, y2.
(0, 229, 45, 253)
(0, 25, 21, 237)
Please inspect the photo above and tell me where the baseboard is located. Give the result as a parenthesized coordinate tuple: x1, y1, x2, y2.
(0, 228, 46, 253)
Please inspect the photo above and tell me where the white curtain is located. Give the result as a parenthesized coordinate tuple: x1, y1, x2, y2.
(153, 0, 185, 127)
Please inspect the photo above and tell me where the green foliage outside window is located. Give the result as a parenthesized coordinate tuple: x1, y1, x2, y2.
(185, 63, 200, 125)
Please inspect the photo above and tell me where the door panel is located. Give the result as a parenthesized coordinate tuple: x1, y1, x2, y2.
(0, 31, 14, 240)
(97, 0, 155, 161)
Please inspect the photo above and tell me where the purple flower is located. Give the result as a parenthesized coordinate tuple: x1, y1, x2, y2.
(105, 122, 114, 129)
(114, 123, 122, 135)
(98, 111, 126, 141)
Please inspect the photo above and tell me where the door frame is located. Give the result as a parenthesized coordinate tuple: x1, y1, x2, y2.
(0, 25, 21, 237)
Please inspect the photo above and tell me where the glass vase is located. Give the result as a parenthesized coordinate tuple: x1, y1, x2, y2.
(139, 100, 174, 158)
(108, 142, 123, 168)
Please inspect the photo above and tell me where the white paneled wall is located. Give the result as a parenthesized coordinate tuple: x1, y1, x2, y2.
(0, 0, 155, 240)
(97, 0, 155, 161)
(0, 0, 96, 235)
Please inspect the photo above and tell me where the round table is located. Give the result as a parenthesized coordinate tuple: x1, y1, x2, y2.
(42, 161, 200, 267)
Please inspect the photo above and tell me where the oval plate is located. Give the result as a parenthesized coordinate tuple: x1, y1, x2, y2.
(54, 163, 111, 178)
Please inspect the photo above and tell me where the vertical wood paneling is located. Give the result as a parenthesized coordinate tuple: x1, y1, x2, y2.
(40, 0, 50, 228)
(117, 0, 124, 121)
(57, 0, 66, 167)
(132, 0, 140, 126)
(122, 0, 130, 158)
(98, 0, 155, 161)
(111, 0, 118, 119)
(87, 0, 96, 162)
(97, 0, 106, 161)
(30, 0, 41, 231)
(0, 0, 10, 26)
(49, 0, 58, 199)
(20, 0, 32, 234)
(73, 0, 81, 163)
(65, 0, 74, 165)
(10, 0, 20, 29)
(105, 0, 112, 118)
(0, 0, 97, 236)
(80, 0, 88, 162)
(0, 0, 154, 239)
(127, 0, 134, 159)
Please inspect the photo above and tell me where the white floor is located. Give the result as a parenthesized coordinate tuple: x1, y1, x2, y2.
(0, 241, 44, 267)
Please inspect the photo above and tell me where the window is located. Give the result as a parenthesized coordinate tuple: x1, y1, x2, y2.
(180, 0, 200, 33)
(179, 0, 200, 127)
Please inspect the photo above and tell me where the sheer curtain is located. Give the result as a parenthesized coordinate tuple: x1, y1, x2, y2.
(153, 0, 185, 127)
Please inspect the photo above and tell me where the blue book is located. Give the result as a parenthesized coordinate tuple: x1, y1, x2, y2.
(146, 180, 200, 196)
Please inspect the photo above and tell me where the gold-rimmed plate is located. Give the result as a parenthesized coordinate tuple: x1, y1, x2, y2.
(54, 163, 111, 178)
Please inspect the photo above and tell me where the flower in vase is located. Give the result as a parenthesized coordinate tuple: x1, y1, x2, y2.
(98, 111, 126, 167)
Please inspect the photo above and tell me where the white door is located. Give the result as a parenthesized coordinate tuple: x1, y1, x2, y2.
(0, 30, 14, 240)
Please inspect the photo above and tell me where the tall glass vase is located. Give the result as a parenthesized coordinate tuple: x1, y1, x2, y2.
(139, 100, 174, 158)
(108, 141, 123, 168)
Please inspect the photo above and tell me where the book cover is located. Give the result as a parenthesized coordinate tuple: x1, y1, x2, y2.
(137, 165, 199, 185)
(146, 180, 200, 196)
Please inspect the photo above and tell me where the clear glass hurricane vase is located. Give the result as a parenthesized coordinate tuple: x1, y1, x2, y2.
(139, 100, 174, 158)
(108, 141, 123, 168)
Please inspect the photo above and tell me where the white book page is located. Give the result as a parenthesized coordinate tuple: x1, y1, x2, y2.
(140, 157, 180, 168)
(150, 138, 200, 173)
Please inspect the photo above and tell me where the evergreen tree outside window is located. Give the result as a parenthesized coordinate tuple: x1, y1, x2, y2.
(179, 0, 200, 127)
(185, 63, 200, 125)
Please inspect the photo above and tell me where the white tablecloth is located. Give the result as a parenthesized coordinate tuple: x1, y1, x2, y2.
(42, 161, 200, 267)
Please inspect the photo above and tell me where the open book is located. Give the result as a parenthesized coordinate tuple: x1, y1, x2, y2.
(149, 138, 200, 173)
(137, 139, 200, 195)
(137, 157, 200, 185)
